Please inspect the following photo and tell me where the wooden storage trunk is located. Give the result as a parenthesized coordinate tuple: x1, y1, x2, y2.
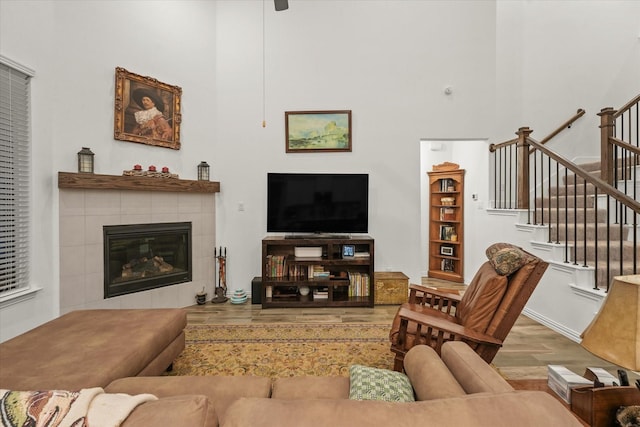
(374, 272, 409, 305)
(571, 385, 640, 427)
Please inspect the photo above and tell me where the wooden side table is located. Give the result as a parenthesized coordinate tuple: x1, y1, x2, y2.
(570, 385, 640, 427)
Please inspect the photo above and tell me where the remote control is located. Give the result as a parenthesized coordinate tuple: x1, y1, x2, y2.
(617, 369, 630, 386)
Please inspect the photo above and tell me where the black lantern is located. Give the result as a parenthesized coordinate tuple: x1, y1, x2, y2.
(77, 147, 94, 173)
(197, 161, 210, 181)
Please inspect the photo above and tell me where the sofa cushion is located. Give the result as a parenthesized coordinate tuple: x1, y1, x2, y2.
(223, 392, 584, 427)
(106, 375, 271, 424)
(121, 395, 215, 427)
(403, 345, 465, 400)
(348, 365, 415, 402)
(456, 262, 508, 333)
(272, 376, 350, 400)
(440, 342, 514, 394)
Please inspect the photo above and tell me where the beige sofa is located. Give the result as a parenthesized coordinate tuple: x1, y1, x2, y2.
(106, 342, 582, 427)
(223, 342, 582, 427)
(0, 309, 582, 427)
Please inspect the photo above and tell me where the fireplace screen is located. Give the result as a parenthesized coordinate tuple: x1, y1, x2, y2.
(104, 222, 192, 298)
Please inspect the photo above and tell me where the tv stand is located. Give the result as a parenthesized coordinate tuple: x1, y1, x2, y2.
(261, 235, 374, 308)
(284, 233, 352, 240)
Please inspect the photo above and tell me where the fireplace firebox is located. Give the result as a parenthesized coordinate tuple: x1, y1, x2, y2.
(103, 222, 192, 298)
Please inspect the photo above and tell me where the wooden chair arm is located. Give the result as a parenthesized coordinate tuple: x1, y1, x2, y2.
(408, 284, 462, 314)
(409, 284, 463, 300)
(397, 305, 503, 347)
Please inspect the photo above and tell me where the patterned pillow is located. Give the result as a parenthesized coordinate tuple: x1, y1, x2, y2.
(348, 365, 415, 402)
(485, 242, 515, 260)
(488, 246, 526, 276)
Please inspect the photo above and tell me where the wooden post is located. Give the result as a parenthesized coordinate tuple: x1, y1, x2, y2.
(598, 107, 616, 185)
(516, 127, 533, 209)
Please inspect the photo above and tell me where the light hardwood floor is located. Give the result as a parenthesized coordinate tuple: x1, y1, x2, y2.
(184, 296, 637, 382)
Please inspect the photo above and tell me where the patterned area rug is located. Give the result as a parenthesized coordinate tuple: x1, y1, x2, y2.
(168, 323, 394, 378)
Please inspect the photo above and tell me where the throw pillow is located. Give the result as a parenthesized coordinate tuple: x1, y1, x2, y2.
(348, 365, 415, 402)
(485, 242, 514, 260)
(488, 246, 526, 276)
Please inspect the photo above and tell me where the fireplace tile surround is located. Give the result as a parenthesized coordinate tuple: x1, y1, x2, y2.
(58, 173, 218, 314)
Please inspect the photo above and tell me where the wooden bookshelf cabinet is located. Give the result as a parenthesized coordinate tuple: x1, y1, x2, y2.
(427, 164, 465, 282)
(261, 236, 374, 308)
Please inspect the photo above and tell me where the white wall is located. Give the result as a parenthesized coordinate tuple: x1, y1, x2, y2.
(214, 0, 497, 296)
(0, 0, 638, 341)
(496, 1, 640, 160)
(0, 0, 218, 341)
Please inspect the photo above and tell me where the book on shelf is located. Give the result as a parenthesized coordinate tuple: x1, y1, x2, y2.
(439, 178, 455, 192)
(287, 264, 307, 279)
(439, 207, 456, 221)
(266, 255, 286, 278)
(441, 258, 455, 272)
(313, 287, 329, 300)
(547, 365, 592, 404)
(348, 271, 370, 297)
(439, 225, 455, 241)
(309, 265, 330, 278)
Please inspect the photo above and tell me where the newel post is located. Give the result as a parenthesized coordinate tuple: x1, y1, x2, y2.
(598, 107, 616, 185)
(516, 127, 533, 210)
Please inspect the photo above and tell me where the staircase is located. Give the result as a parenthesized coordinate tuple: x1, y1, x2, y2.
(535, 160, 639, 290)
(490, 97, 639, 293)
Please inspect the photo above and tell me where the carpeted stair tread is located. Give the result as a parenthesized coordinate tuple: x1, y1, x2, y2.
(533, 208, 607, 224)
(548, 222, 631, 241)
(532, 161, 638, 288)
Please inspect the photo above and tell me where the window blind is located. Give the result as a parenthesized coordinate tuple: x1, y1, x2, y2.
(0, 60, 31, 293)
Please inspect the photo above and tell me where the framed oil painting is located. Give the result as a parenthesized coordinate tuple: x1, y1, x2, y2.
(114, 67, 182, 150)
(285, 110, 352, 153)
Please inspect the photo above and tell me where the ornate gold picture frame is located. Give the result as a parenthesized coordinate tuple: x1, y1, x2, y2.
(114, 67, 182, 150)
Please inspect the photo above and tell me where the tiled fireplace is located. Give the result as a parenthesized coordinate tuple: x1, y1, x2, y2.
(58, 172, 219, 314)
(103, 221, 192, 298)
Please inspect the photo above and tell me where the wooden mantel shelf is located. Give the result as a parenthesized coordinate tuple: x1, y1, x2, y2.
(58, 172, 220, 193)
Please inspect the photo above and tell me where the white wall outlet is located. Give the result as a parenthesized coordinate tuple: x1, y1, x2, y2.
(238, 202, 245, 212)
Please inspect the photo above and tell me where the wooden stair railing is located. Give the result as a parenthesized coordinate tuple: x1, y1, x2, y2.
(599, 94, 640, 185)
(490, 99, 640, 291)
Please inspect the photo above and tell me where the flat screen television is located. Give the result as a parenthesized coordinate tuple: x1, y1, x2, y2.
(267, 173, 369, 235)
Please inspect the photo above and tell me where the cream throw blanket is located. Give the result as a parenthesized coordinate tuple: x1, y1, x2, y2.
(0, 387, 157, 427)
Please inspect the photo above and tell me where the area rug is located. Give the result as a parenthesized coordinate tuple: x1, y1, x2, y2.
(168, 323, 395, 378)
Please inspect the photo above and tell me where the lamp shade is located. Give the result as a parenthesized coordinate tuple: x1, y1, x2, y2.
(581, 275, 640, 371)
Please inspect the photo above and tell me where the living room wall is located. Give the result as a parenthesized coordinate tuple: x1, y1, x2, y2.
(0, 0, 219, 340)
(213, 0, 497, 301)
(1, 0, 638, 342)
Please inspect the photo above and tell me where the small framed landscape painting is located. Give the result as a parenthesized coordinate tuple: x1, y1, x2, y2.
(285, 110, 352, 153)
(113, 67, 182, 150)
